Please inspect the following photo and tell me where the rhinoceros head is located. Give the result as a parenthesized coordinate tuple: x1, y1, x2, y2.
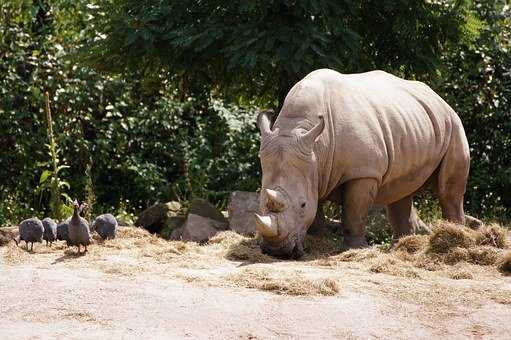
(255, 110, 325, 258)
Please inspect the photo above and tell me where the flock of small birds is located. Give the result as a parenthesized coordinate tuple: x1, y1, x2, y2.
(14, 199, 118, 254)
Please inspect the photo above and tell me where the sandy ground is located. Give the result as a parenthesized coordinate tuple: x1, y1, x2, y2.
(1, 227, 511, 340)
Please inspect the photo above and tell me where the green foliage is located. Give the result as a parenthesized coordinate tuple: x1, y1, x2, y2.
(82, 0, 470, 104)
(83, 163, 96, 221)
(433, 0, 511, 219)
(366, 210, 393, 247)
(34, 92, 72, 220)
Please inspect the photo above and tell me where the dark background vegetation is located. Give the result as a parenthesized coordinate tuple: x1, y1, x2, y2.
(0, 0, 509, 226)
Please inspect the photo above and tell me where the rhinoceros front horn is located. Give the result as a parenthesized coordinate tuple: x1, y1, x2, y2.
(254, 213, 278, 237)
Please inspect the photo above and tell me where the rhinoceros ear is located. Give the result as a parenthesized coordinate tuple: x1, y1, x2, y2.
(257, 109, 275, 139)
(299, 115, 325, 150)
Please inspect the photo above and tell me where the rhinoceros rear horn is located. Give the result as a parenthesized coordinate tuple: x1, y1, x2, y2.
(257, 109, 275, 139)
(299, 115, 325, 150)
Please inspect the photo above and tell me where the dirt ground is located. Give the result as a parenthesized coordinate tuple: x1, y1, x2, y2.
(1, 226, 510, 339)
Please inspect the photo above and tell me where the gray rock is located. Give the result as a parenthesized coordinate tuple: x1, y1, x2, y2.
(135, 201, 181, 233)
(18, 218, 44, 251)
(169, 226, 184, 240)
(177, 214, 228, 243)
(92, 213, 118, 240)
(227, 191, 260, 235)
(161, 215, 186, 239)
(188, 198, 228, 225)
(42, 217, 57, 246)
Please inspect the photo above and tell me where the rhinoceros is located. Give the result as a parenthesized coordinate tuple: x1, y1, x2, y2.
(255, 68, 473, 258)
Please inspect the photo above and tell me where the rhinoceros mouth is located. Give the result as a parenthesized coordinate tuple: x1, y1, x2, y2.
(260, 232, 304, 259)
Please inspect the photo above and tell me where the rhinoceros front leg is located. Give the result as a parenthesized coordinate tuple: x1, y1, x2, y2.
(342, 178, 378, 249)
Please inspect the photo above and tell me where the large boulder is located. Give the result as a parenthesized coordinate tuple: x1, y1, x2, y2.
(160, 216, 186, 239)
(227, 191, 260, 236)
(188, 198, 228, 225)
(172, 214, 228, 243)
(135, 201, 181, 233)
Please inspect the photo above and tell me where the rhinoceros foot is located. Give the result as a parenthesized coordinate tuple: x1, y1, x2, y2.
(342, 235, 369, 250)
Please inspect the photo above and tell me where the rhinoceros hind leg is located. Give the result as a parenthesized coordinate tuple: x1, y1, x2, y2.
(386, 195, 431, 242)
(437, 128, 470, 224)
(341, 178, 378, 249)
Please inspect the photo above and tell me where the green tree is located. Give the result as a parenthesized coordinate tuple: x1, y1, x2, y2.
(82, 0, 471, 105)
(436, 0, 511, 219)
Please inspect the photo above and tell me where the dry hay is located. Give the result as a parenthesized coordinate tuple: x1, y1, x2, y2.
(367, 254, 421, 278)
(208, 231, 273, 263)
(446, 268, 474, 280)
(1, 228, 272, 275)
(228, 267, 339, 296)
(394, 235, 429, 254)
(314, 221, 510, 280)
(475, 224, 508, 248)
(428, 222, 476, 253)
(316, 247, 380, 267)
(3, 221, 510, 295)
(303, 234, 341, 259)
(62, 311, 97, 322)
(3, 241, 31, 264)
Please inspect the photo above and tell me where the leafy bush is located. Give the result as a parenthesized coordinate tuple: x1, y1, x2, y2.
(434, 0, 511, 220)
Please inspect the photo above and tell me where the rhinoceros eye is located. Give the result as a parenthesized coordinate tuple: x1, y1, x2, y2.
(301, 202, 306, 208)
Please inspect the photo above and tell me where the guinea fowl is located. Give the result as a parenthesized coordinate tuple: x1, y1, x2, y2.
(17, 218, 44, 251)
(92, 214, 118, 240)
(42, 217, 57, 246)
(57, 220, 71, 246)
(68, 200, 92, 254)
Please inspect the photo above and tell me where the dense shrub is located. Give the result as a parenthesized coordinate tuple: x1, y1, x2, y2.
(434, 0, 511, 220)
(0, 1, 260, 224)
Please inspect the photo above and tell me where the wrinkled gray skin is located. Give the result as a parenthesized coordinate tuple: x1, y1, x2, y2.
(42, 217, 57, 246)
(19, 218, 44, 251)
(92, 213, 118, 240)
(256, 69, 472, 258)
(68, 202, 92, 254)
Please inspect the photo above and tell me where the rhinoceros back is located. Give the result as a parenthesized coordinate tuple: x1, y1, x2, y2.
(285, 69, 467, 205)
